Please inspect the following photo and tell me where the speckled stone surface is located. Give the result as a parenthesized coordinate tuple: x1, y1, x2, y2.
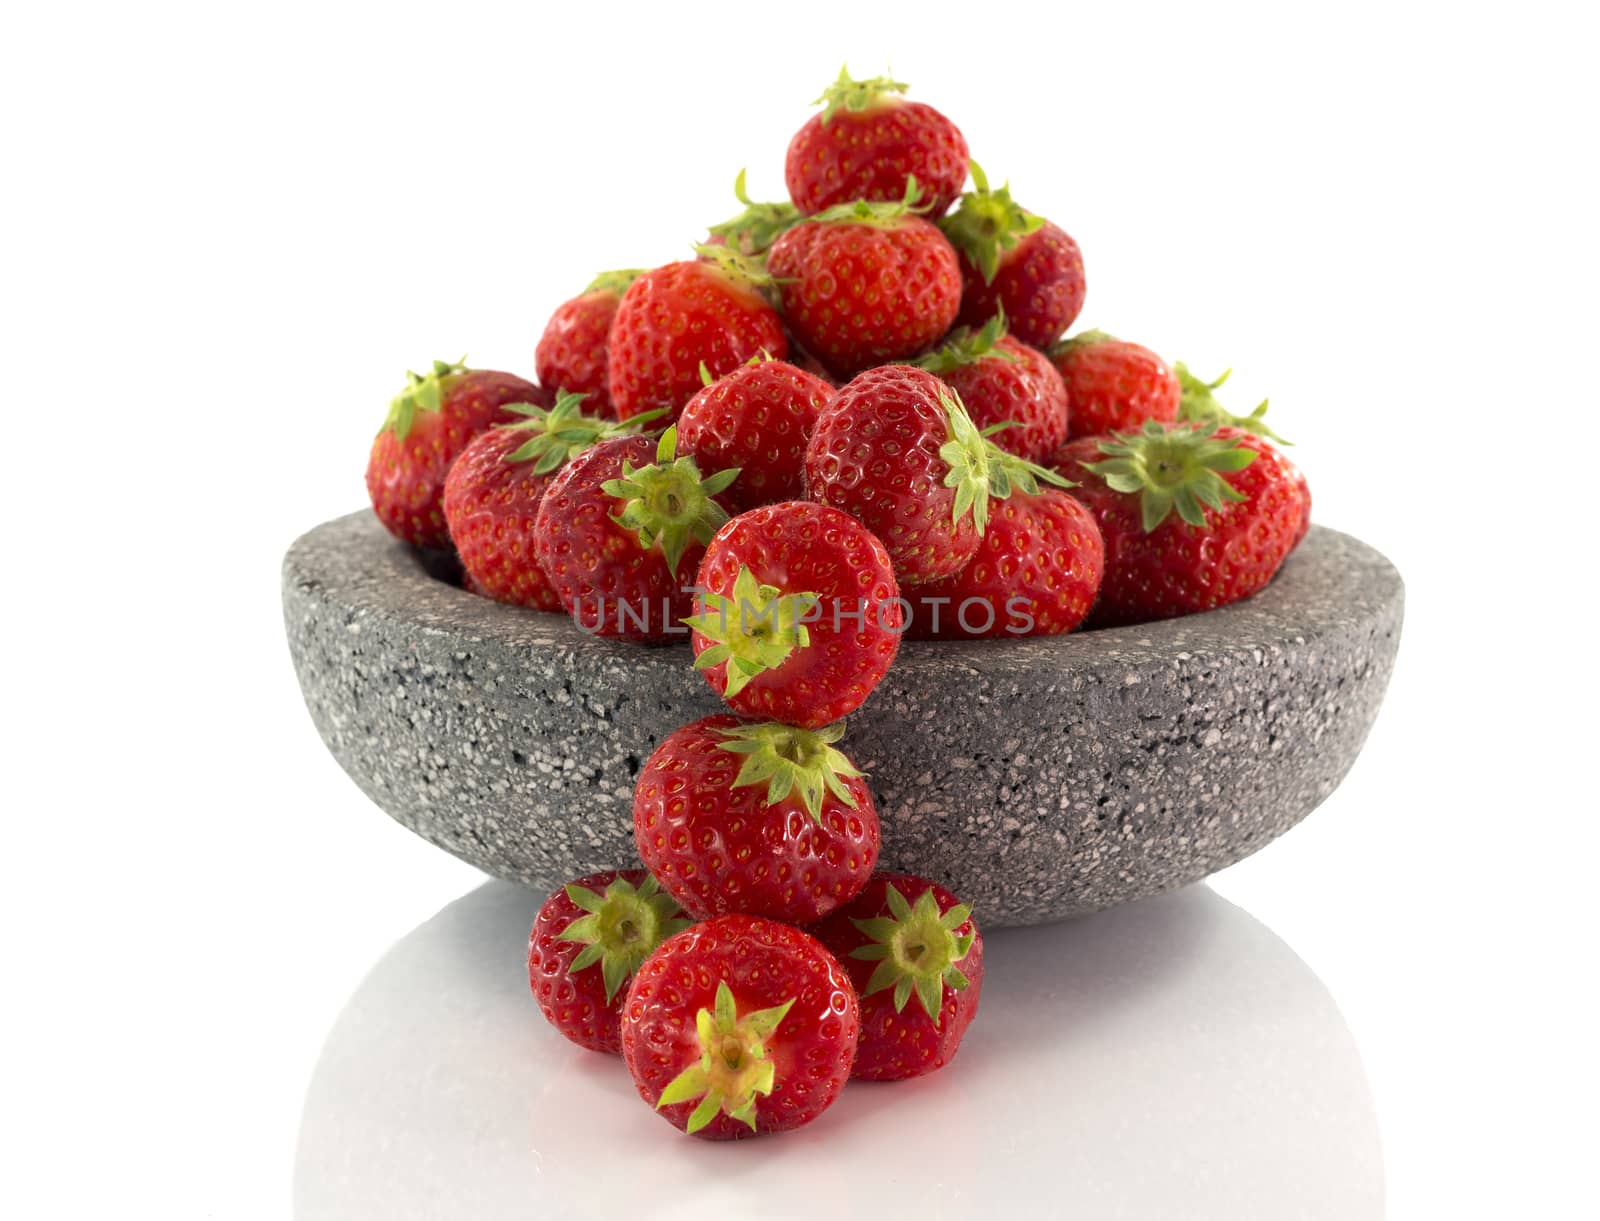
(283, 511, 1402, 927)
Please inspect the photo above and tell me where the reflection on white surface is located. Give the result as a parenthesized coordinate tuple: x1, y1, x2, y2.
(295, 882, 1382, 1221)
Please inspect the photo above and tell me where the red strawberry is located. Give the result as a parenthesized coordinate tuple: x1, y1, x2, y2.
(532, 427, 737, 642)
(704, 169, 801, 257)
(785, 68, 969, 217)
(685, 501, 900, 726)
(365, 359, 549, 549)
(941, 164, 1085, 349)
(767, 182, 962, 380)
(443, 391, 659, 610)
(622, 914, 859, 1139)
(904, 488, 1104, 639)
(811, 873, 983, 1082)
(634, 714, 879, 924)
(916, 311, 1068, 462)
(1056, 421, 1310, 626)
(607, 253, 787, 423)
(527, 870, 690, 1055)
(676, 359, 834, 513)
(805, 365, 1069, 585)
(1050, 330, 1180, 440)
(534, 269, 642, 417)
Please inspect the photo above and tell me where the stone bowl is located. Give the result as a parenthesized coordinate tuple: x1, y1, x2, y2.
(282, 512, 1402, 927)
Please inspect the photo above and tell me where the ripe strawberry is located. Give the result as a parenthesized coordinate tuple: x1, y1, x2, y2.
(622, 914, 859, 1139)
(443, 391, 658, 610)
(527, 870, 691, 1055)
(941, 164, 1085, 349)
(676, 358, 834, 512)
(704, 169, 800, 257)
(1056, 421, 1310, 626)
(811, 873, 983, 1082)
(534, 269, 642, 418)
(607, 253, 787, 423)
(685, 501, 900, 725)
(634, 714, 879, 924)
(767, 182, 962, 379)
(785, 68, 969, 217)
(1049, 330, 1180, 440)
(532, 427, 737, 642)
(904, 488, 1104, 639)
(805, 365, 1069, 585)
(365, 359, 549, 549)
(916, 311, 1068, 462)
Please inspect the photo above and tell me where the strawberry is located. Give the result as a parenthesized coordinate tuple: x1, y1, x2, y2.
(1056, 421, 1310, 626)
(634, 714, 879, 923)
(534, 269, 642, 418)
(811, 873, 983, 1082)
(532, 427, 737, 642)
(607, 253, 787, 423)
(676, 358, 834, 513)
(527, 869, 691, 1055)
(365, 359, 549, 549)
(941, 164, 1085, 349)
(705, 169, 801, 257)
(685, 501, 900, 725)
(904, 488, 1104, 639)
(915, 311, 1068, 462)
(785, 68, 969, 218)
(1049, 330, 1180, 440)
(443, 391, 658, 610)
(805, 365, 1069, 585)
(767, 182, 962, 379)
(622, 914, 859, 1139)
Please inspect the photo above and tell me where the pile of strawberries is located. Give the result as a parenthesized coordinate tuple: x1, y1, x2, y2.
(362, 69, 1312, 1140)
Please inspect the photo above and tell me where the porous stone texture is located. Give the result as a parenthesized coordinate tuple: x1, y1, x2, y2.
(283, 512, 1403, 927)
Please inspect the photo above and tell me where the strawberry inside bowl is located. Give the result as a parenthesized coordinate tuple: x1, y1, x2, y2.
(282, 511, 1401, 927)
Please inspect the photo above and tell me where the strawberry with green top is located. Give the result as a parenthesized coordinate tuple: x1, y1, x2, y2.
(676, 357, 834, 512)
(916, 310, 1069, 462)
(535, 269, 643, 418)
(805, 365, 1071, 585)
(1050, 330, 1180, 440)
(704, 169, 800, 257)
(443, 391, 661, 610)
(607, 250, 787, 423)
(532, 426, 738, 642)
(941, 163, 1086, 349)
(1056, 420, 1311, 626)
(622, 914, 859, 1139)
(365, 359, 549, 549)
(767, 179, 962, 379)
(685, 501, 900, 726)
(634, 713, 879, 923)
(527, 869, 691, 1055)
(785, 67, 969, 217)
(812, 873, 984, 1081)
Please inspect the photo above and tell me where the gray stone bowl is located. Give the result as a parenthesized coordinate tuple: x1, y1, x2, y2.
(283, 512, 1402, 927)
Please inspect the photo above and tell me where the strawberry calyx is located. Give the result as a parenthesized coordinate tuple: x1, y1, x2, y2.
(684, 567, 820, 699)
(713, 721, 864, 822)
(1047, 328, 1115, 360)
(601, 426, 739, 577)
(707, 169, 801, 256)
(584, 268, 646, 297)
(915, 309, 1019, 375)
(938, 386, 1074, 534)
(848, 884, 974, 1025)
(812, 65, 909, 124)
(938, 161, 1044, 284)
(382, 357, 468, 440)
(809, 175, 929, 226)
(692, 243, 776, 292)
(556, 874, 691, 1003)
(656, 980, 795, 1134)
(1175, 363, 1291, 445)
(499, 391, 665, 473)
(1082, 420, 1259, 532)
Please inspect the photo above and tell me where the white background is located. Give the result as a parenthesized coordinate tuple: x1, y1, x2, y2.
(4, 1, 1595, 1216)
